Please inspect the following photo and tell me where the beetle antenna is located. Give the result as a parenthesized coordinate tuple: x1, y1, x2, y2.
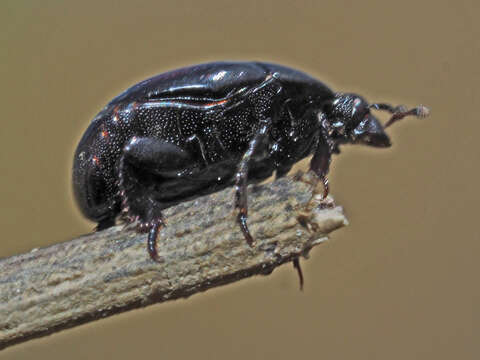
(370, 103, 430, 128)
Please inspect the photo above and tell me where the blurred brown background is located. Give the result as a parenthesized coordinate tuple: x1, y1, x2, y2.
(1, 0, 478, 359)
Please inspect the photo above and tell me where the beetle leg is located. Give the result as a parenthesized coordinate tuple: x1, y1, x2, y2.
(118, 137, 195, 262)
(147, 218, 166, 262)
(309, 139, 331, 199)
(235, 118, 272, 246)
(370, 103, 430, 128)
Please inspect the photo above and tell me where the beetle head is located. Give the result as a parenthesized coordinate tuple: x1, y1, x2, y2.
(327, 93, 391, 147)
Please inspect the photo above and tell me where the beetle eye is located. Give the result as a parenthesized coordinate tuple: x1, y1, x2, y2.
(350, 98, 369, 128)
(352, 99, 368, 117)
(351, 98, 362, 116)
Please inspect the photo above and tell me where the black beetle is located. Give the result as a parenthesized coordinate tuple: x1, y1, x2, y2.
(73, 61, 428, 266)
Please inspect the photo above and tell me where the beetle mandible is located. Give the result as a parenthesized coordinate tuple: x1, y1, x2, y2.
(73, 61, 429, 264)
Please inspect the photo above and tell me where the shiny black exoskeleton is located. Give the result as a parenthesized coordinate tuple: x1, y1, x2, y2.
(73, 61, 429, 264)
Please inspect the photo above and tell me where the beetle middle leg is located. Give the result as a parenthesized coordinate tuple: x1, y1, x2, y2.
(234, 118, 272, 246)
(118, 136, 194, 262)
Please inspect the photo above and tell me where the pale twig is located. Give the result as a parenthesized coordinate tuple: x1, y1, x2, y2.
(0, 176, 347, 350)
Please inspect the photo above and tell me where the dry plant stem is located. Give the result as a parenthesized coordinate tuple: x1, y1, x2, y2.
(0, 176, 348, 350)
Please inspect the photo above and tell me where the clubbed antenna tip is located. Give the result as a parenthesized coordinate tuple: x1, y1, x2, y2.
(416, 105, 430, 118)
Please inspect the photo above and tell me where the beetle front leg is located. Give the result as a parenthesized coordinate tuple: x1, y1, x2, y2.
(235, 119, 272, 246)
(309, 139, 331, 199)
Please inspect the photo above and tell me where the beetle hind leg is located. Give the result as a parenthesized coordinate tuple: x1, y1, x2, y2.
(117, 137, 194, 262)
(117, 152, 167, 262)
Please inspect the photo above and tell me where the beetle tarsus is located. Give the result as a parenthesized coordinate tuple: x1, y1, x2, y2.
(293, 258, 304, 291)
(235, 178, 253, 245)
(321, 176, 329, 199)
(237, 211, 254, 246)
(147, 221, 164, 263)
(309, 137, 331, 199)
